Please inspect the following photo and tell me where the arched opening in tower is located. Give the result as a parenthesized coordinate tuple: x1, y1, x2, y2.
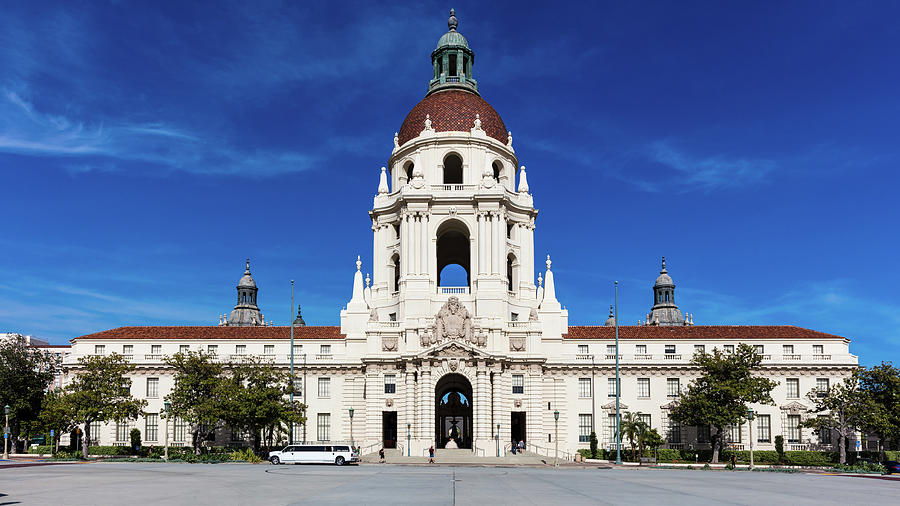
(492, 160, 502, 183)
(507, 253, 518, 292)
(436, 219, 470, 287)
(404, 161, 414, 184)
(390, 253, 400, 292)
(443, 154, 463, 184)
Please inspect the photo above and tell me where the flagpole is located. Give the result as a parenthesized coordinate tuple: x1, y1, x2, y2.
(290, 279, 295, 444)
(615, 280, 622, 465)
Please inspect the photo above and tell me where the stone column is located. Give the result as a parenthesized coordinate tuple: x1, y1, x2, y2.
(421, 213, 429, 276)
(401, 213, 409, 277)
(477, 212, 486, 275)
(413, 213, 421, 275)
(523, 223, 534, 289)
(475, 364, 489, 450)
(422, 366, 433, 447)
(405, 370, 413, 445)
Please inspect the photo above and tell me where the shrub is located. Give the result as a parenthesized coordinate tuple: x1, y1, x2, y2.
(589, 432, 598, 459)
(774, 435, 785, 463)
(129, 429, 142, 453)
(784, 451, 836, 466)
(831, 462, 885, 474)
(28, 445, 54, 454)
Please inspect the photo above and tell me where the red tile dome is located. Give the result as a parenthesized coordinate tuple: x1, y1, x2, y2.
(397, 90, 507, 146)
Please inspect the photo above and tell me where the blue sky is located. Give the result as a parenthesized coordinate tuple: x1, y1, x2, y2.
(2, 1, 898, 365)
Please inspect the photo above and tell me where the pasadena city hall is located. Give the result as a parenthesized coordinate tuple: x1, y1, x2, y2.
(60, 11, 860, 459)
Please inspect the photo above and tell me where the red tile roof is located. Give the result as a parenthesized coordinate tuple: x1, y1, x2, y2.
(565, 325, 847, 340)
(398, 89, 507, 146)
(72, 326, 344, 341)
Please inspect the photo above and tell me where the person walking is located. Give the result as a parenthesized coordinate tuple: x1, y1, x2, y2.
(428, 445, 435, 464)
(730, 453, 737, 470)
(518, 440, 524, 452)
(379, 447, 385, 463)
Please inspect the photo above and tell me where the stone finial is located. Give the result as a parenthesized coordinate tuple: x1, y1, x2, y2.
(546, 254, 552, 271)
(378, 166, 389, 194)
(661, 256, 667, 273)
(517, 165, 529, 193)
(424, 114, 433, 131)
(393, 132, 399, 149)
(356, 255, 362, 271)
(473, 114, 482, 130)
(537, 272, 543, 287)
(507, 131, 513, 147)
(448, 8, 458, 31)
(245, 258, 251, 274)
(365, 273, 371, 287)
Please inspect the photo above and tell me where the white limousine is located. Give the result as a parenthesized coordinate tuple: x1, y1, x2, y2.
(268, 444, 359, 466)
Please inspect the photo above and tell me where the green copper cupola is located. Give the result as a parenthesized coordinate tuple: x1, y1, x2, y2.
(427, 9, 478, 96)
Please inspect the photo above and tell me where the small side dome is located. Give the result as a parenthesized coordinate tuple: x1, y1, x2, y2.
(654, 257, 674, 287)
(604, 305, 616, 326)
(437, 30, 469, 49)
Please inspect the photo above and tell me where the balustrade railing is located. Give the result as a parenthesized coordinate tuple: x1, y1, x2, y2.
(664, 354, 682, 360)
(812, 354, 831, 361)
(438, 286, 469, 294)
(783, 354, 801, 361)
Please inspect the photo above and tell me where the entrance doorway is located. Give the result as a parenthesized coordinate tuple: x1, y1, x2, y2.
(511, 412, 526, 447)
(435, 373, 473, 449)
(383, 411, 397, 449)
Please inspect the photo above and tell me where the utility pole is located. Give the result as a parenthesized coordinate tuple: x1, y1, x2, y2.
(615, 281, 622, 465)
(290, 280, 294, 444)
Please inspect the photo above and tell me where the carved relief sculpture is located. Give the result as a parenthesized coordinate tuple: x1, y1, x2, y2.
(382, 336, 398, 352)
(435, 296, 473, 343)
(509, 337, 526, 352)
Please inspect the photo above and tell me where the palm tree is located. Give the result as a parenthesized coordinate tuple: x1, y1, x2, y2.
(621, 412, 648, 461)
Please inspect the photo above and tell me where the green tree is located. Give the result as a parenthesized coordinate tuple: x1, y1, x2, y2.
(218, 357, 305, 452)
(35, 389, 77, 453)
(164, 351, 225, 455)
(641, 428, 666, 460)
(857, 362, 900, 457)
(0, 335, 60, 452)
(669, 343, 777, 463)
(65, 353, 146, 458)
(800, 371, 872, 464)
(620, 411, 647, 461)
(589, 431, 598, 459)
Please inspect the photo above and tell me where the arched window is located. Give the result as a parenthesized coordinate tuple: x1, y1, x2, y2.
(391, 253, 400, 292)
(665, 292, 669, 302)
(242, 293, 247, 303)
(492, 161, 502, 183)
(436, 219, 470, 287)
(404, 161, 414, 183)
(449, 54, 458, 77)
(443, 154, 463, 184)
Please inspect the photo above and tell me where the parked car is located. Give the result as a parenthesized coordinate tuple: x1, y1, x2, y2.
(885, 461, 900, 475)
(268, 444, 358, 466)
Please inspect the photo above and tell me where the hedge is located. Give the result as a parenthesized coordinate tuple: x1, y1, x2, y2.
(28, 445, 54, 454)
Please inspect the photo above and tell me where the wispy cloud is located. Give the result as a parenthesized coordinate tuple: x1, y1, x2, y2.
(647, 141, 776, 192)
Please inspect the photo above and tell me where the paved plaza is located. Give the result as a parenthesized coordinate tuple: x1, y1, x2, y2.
(1, 462, 897, 505)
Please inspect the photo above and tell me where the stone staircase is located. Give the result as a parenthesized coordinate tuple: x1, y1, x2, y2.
(362, 448, 546, 465)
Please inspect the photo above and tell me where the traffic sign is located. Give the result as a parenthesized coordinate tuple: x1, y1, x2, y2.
(856, 440, 861, 450)
(50, 429, 55, 437)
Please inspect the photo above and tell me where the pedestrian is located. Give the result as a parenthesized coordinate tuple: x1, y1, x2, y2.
(518, 440, 524, 452)
(730, 453, 736, 470)
(511, 443, 516, 455)
(379, 447, 385, 463)
(429, 445, 435, 464)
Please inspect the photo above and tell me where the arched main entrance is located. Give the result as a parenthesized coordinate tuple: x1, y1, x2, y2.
(435, 373, 473, 449)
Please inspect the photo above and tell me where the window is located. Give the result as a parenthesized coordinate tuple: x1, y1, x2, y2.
(264, 345, 274, 355)
(151, 344, 161, 355)
(578, 414, 592, 443)
(320, 345, 331, 355)
(292, 379, 303, 396)
(694, 344, 705, 354)
(698, 425, 710, 444)
(607, 414, 619, 445)
(317, 413, 331, 441)
(578, 378, 591, 398)
(787, 414, 801, 443)
(145, 414, 159, 442)
(146, 377, 159, 398)
(816, 378, 829, 397)
(293, 345, 303, 356)
(512, 374, 524, 394)
(667, 378, 681, 398)
(384, 374, 396, 394)
(786, 378, 800, 399)
(116, 421, 130, 442)
(577, 345, 589, 355)
(510, 312, 518, 322)
(608, 377, 619, 397)
(442, 153, 463, 184)
(817, 415, 832, 445)
(724, 345, 735, 353)
(123, 345, 133, 355)
(95, 345, 105, 355)
(783, 345, 794, 355)
(665, 345, 676, 355)
(207, 345, 218, 356)
(179, 345, 189, 353)
(637, 378, 650, 399)
(754, 345, 764, 355)
(389, 313, 397, 321)
(318, 377, 331, 398)
(667, 419, 681, 443)
(636, 344, 647, 354)
(231, 427, 244, 442)
(174, 418, 187, 442)
(813, 344, 824, 355)
(89, 421, 101, 444)
(757, 415, 771, 443)
(725, 424, 742, 443)
(606, 344, 616, 355)
(235, 345, 246, 355)
(638, 413, 651, 429)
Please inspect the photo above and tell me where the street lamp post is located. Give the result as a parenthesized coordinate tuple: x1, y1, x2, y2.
(407, 423, 411, 457)
(614, 281, 622, 465)
(3, 404, 9, 460)
(349, 407, 354, 450)
(553, 410, 560, 468)
(289, 280, 295, 445)
(164, 401, 171, 461)
(496, 423, 500, 457)
(747, 407, 755, 470)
